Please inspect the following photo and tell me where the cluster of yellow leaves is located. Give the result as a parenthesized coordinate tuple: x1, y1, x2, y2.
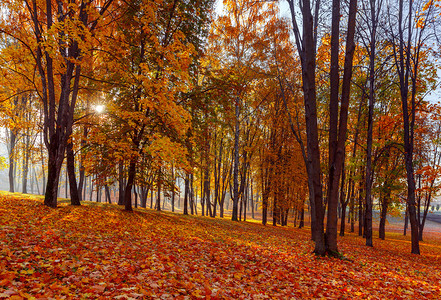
(1, 194, 441, 299)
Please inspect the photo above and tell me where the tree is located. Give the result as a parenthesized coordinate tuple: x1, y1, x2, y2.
(286, 0, 325, 255)
(288, 0, 358, 255)
(1, 0, 115, 207)
(325, 0, 358, 255)
(209, 0, 278, 221)
(387, 0, 440, 254)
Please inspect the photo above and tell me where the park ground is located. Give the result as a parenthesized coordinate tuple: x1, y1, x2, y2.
(1, 192, 441, 299)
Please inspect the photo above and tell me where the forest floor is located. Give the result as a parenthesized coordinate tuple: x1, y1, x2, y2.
(1, 193, 441, 299)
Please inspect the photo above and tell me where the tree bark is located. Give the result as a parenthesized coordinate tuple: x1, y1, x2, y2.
(44, 137, 65, 208)
(232, 98, 240, 221)
(156, 168, 161, 212)
(118, 163, 125, 205)
(66, 141, 81, 205)
(287, 0, 325, 254)
(183, 174, 189, 215)
(398, 0, 419, 254)
(358, 180, 364, 237)
(78, 125, 88, 201)
(8, 129, 16, 193)
(123, 158, 136, 211)
(379, 194, 389, 240)
(325, 0, 358, 255)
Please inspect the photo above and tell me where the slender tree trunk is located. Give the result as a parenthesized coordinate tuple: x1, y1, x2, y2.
(118, 163, 125, 205)
(201, 170, 205, 216)
(419, 192, 431, 241)
(66, 141, 80, 205)
(191, 173, 196, 215)
(8, 129, 16, 193)
(162, 188, 166, 210)
(105, 185, 111, 204)
(204, 166, 212, 217)
(273, 191, 278, 226)
(395, 0, 420, 254)
(22, 130, 31, 194)
(96, 184, 101, 203)
(134, 186, 138, 208)
(171, 167, 175, 212)
(364, 0, 378, 247)
(404, 203, 408, 236)
(262, 168, 269, 226)
(243, 176, 249, 222)
(183, 174, 189, 215)
(358, 183, 364, 236)
(123, 159, 137, 211)
(156, 169, 161, 212)
(325, 0, 358, 255)
(339, 153, 347, 236)
(89, 176, 93, 201)
(77, 125, 88, 201)
(250, 178, 255, 219)
(379, 195, 389, 240)
(232, 98, 240, 221)
(349, 174, 356, 233)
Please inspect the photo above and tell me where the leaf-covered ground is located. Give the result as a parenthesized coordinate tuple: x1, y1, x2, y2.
(1, 194, 441, 299)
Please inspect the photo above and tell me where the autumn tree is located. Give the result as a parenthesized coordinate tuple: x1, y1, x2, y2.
(387, 0, 440, 254)
(287, 0, 358, 255)
(209, 0, 280, 221)
(0, 0, 116, 207)
(414, 103, 441, 241)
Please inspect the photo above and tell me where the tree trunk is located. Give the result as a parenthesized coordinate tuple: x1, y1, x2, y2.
(77, 125, 88, 201)
(8, 129, 16, 193)
(22, 130, 31, 194)
(339, 153, 347, 236)
(404, 204, 408, 236)
(96, 185, 101, 203)
(89, 176, 93, 201)
(118, 163, 125, 205)
(418, 191, 432, 242)
(123, 158, 136, 211)
(250, 178, 254, 219)
(183, 174, 189, 215)
(232, 98, 240, 221)
(105, 185, 111, 204)
(190, 174, 196, 215)
(358, 184, 364, 236)
(200, 170, 205, 216)
(44, 138, 66, 208)
(134, 186, 138, 208)
(156, 169, 161, 212)
(395, 0, 420, 255)
(379, 196, 388, 240)
(171, 167, 175, 212)
(66, 141, 81, 205)
(325, 0, 358, 255)
(204, 166, 212, 217)
(364, 0, 378, 248)
(272, 193, 278, 226)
